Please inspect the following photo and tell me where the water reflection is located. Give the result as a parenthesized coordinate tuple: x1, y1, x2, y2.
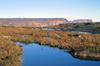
(65, 50, 100, 61)
(42, 28, 55, 31)
(42, 28, 100, 35)
(70, 31, 100, 36)
(14, 42, 100, 66)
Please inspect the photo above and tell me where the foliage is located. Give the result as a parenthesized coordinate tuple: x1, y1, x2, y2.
(0, 27, 100, 51)
(0, 37, 23, 66)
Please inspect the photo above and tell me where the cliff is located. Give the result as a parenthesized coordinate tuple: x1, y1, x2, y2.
(0, 18, 93, 27)
(72, 19, 92, 23)
(0, 18, 68, 27)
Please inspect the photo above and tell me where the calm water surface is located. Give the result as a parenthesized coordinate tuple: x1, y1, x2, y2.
(42, 28, 100, 35)
(15, 42, 100, 66)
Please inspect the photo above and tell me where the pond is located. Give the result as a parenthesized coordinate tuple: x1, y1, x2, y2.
(15, 42, 100, 66)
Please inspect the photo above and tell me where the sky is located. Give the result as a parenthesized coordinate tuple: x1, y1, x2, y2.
(0, 0, 100, 22)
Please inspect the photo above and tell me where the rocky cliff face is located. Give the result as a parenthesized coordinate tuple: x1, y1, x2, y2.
(72, 19, 92, 23)
(0, 18, 68, 27)
(0, 18, 92, 27)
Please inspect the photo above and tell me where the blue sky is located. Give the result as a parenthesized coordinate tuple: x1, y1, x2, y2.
(0, 0, 100, 22)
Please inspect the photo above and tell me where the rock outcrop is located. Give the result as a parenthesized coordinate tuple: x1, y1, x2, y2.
(0, 18, 68, 27)
(72, 19, 92, 23)
(0, 18, 92, 27)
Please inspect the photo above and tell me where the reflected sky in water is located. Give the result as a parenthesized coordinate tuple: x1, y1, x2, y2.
(42, 28, 100, 36)
(15, 42, 100, 66)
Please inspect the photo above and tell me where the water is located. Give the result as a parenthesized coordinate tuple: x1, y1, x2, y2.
(42, 28, 100, 35)
(70, 31, 100, 36)
(70, 31, 91, 34)
(42, 28, 55, 31)
(15, 42, 100, 66)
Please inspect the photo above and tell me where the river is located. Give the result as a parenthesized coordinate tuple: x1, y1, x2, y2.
(42, 28, 100, 35)
(14, 42, 100, 66)
(14, 28, 100, 66)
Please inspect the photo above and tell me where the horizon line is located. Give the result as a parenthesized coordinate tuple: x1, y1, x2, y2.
(0, 18, 100, 22)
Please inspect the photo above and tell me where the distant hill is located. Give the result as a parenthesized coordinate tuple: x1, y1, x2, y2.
(72, 19, 92, 23)
(0, 18, 68, 27)
(0, 18, 92, 27)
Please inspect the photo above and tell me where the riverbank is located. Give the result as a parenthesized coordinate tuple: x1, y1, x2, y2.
(43, 22, 100, 33)
(0, 27, 100, 51)
(0, 26, 100, 65)
(0, 38, 23, 66)
(65, 50, 100, 61)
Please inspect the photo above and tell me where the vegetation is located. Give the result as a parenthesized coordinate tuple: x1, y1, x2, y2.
(43, 26, 59, 30)
(93, 22, 100, 28)
(44, 22, 100, 33)
(67, 50, 100, 61)
(0, 25, 100, 65)
(0, 27, 100, 51)
(0, 37, 23, 66)
(43, 25, 72, 30)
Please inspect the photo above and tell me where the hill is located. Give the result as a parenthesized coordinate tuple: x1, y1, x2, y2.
(0, 18, 68, 27)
